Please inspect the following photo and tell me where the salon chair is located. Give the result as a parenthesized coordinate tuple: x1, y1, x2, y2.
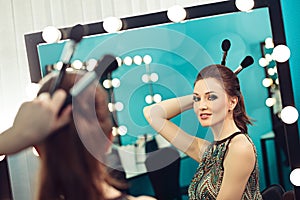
(261, 184, 285, 200)
(145, 147, 182, 200)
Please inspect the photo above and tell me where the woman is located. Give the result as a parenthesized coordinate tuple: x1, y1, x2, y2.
(143, 64, 262, 199)
(35, 71, 155, 200)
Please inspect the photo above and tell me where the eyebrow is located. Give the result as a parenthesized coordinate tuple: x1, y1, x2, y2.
(193, 91, 216, 96)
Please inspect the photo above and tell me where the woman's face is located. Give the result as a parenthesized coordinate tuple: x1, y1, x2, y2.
(193, 77, 231, 128)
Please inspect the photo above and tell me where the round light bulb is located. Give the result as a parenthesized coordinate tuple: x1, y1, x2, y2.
(167, 5, 187, 23)
(235, 0, 254, 12)
(259, 57, 269, 67)
(262, 78, 273, 87)
(118, 125, 127, 136)
(281, 106, 299, 124)
(112, 78, 120, 88)
(112, 127, 118, 136)
(0, 155, 5, 162)
(153, 94, 162, 103)
(71, 60, 83, 70)
(133, 55, 143, 65)
(103, 79, 112, 89)
(150, 73, 159, 82)
(116, 57, 122, 66)
(267, 68, 276, 76)
(123, 56, 133, 66)
(290, 168, 300, 186)
(265, 54, 273, 62)
(42, 26, 62, 43)
(265, 98, 276, 107)
(115, 102, 124, 111)
(108, 103, 114, 112)
(143, 55, 152, 64)
(142, 74, 150, 83)
(145, 95, 153, 104)
(272, 44, 291, 63)
(55, 61, 63, 70)
(103, 17, 123, 33)
(265, 37, 274, 49)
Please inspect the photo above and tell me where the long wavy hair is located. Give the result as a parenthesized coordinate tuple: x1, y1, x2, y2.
(35, 72, 122, 200)
(194, 64, 253, 133)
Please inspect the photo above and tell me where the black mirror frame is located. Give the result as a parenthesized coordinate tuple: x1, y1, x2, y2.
(24, 0, 300, 198)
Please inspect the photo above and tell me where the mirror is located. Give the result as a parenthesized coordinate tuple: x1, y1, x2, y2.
(24, 0, 300, 196)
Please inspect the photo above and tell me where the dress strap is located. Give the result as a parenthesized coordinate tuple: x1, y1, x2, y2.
(213, 131, 243, 145)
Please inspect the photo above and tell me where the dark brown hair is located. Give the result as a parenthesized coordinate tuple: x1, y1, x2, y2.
(35, 72, 122, 200)
(194, 64, 252, 133)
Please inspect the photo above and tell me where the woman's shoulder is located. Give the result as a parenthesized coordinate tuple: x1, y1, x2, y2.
(127, 195, 157, 200)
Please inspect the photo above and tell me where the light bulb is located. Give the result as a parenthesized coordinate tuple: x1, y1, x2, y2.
(167, 5, 187, 23)
(103, 17, 122, 33)
(259, 57, 269, 67)
(265, 37, 274, 49)
(71, 60, 83, 70)
(262, 78, 273, 87)
(116, 57, 122, 66)
(42, 26, 62, 43)
(281, 106, 299, 124)
(118, 125, 127, 136)
(290, 168, 300, 186)
(268, 68, 276, 76)
(123, 56, 133, 66)
(143, 55, 152, 64)
(115, 102, 124, 111)
(145, 95, 153, 104)
(153, 94, 162, 103)
(108, 103, 114, 112)
(0, 155, 5, 162)
(150, 73, 159, 82)
(133, 55, 143, 65)
(142, 74, 150, 83)
(265, 54, 273, 62)
(272, 44, 291, 63)
(112, 127, 118, 136)
(103, 79, 112, 89)
(235, 0, 254, 12)
(265, 98, 276, 107)
(112, 78, 120, 88)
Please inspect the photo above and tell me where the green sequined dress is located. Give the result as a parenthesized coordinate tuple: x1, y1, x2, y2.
(188, 132, 263, 200)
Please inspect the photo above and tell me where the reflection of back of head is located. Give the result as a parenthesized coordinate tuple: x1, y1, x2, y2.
(35, 72, 124, 200)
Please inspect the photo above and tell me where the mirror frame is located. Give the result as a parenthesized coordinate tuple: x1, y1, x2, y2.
(24, 0, 300, 197)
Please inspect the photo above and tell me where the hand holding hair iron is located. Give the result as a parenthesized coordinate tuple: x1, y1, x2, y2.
(58, 54, 118, 115)
(49, 24, 84, 96)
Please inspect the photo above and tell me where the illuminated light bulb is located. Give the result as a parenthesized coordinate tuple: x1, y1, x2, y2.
(86, 59, 97, 71)
(290, 168, 300, 186)
(281, 106, 299, 124)
(103, 79, 112, 89)
(265, 54, 273, 62)
(143, 55, 152, 64)
(55, 61, 63, 70)
(262, 78, 273, 87)
(150, 73, 159, 82)
(167, 5, 187, 23)
(42, 26, 62, 43)
(268, 68, 276, 76)
(275, 78, 279, 85)
(103, 17, 123, 33)
(235, 0, 254, 12)
(142, 74, 150, 83)
(0, 155, 5, 162)
(259, 57, 269, 67)
(108, 103, 114, 112)
(116, 57, 122, 66)
(265, 98, 276, 107)
(265, 37, 274, 49)
(123, 56, 133, 66)
(118, 125, 128, 136)
(66, 68, 74, 72)
(71, 60, 83, 70)
(115, 102, 124, 111)
(112, 78, 120, 88)
(145, 95, 153, 104)
(153, 94, 162, 103)
(133, 55, 143, 65)
(112, 127, 118, 136)
(32, 147, 39, 157)
(272, 44, 291, 63)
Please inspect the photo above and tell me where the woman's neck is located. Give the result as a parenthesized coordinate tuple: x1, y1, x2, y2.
(211, 118, 240, 141)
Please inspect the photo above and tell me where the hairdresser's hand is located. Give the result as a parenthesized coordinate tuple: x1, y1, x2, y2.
(12, 89, 71, 145)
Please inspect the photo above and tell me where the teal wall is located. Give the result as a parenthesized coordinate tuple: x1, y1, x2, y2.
(38, 7, 278, 191)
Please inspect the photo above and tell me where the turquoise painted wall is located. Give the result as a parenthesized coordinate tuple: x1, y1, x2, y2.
(38, 8, 276, 191)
